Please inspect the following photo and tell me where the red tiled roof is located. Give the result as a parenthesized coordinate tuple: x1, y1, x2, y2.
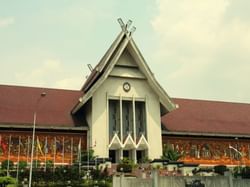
(2, 84, 250, 135)
(162, 98, 250, 135)
(0, 85, 83, 128)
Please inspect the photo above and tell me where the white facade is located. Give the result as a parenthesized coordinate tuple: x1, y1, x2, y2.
(72, 23, 176, 163)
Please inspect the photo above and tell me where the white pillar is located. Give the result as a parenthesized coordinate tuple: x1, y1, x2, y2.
(132, 149, 137, 163)
(120, 95, 123, 141)
(132, 96, 136, 141)
(119, 149, 123, 161)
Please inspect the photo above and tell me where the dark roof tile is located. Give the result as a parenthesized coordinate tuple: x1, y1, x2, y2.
(162, 98, 250, 135)
(0, 85, 83, 128)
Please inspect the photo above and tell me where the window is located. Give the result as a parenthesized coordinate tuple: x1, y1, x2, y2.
(109, 100, 120, 140)
(135, 101, 146, 138)
(122, 100, 133, 138)
(108, 99, 147, 141)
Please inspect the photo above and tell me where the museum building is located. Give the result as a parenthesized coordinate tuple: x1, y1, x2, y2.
(1, 21, 250, 166)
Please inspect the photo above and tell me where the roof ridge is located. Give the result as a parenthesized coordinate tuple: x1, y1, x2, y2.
(0, 84, 81, 93)
(173, 97, 250, 105)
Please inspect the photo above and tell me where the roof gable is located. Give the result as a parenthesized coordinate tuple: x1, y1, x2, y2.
(72, 20, 176, 114)
(116, 48, 138, 67)
(109, 49, 146, 79)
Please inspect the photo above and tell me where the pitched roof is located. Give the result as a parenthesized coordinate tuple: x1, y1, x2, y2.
(162, 98, 250, 135)
(72, 29, 176, 114)
(0, 85, 84, 128)
(81, 31, 125, 93)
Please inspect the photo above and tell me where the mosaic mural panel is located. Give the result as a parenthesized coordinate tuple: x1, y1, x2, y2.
(0, 131, 87, 164)
(163, 136, 250, 165)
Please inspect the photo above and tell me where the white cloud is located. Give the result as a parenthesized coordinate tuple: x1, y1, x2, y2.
(151, 0, 250, 102)
(15, 59, 62, 86)
(15, 59, 83, 90)
(54, 77, 84, 90)
(0, 17, 15, 27)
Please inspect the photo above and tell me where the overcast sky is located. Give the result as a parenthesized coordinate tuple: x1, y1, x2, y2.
(1, 0, 250, 103)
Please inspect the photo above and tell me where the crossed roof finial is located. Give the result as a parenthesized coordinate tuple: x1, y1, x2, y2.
(117, 18, 136, 36)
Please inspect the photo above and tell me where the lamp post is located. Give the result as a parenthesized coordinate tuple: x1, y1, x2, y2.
(229, 145, 242, 157)
(120, 167, 123, 187)
(229, 145, 243, 174)
(28, 92, 46, 187)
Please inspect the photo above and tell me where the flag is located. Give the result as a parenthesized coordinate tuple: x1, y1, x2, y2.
(53, 137, 56, 170)
(62, 137, 65, 163)
(26, 136, 30, 163)
(0, 136, 8, 154)
(44, 136, 48, 172)
(0, 135, 2, 155)
(37, 137, 44, 156)
(70, 137, 73, 165)
(78, 138, 81, 162)
(44, 137, 48, 154)
(17, 136, 21, 161)
(78, 138, 82, 175)
(56, 139, 62, 152)
(7, 135, 12, 176)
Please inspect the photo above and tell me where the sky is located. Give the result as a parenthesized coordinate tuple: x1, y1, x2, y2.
(1, 0, 250, 103)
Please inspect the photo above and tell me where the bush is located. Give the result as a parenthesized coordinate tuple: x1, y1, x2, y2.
(161, 144, 182, 161)
(214, 165, 228, 175)
(82, 180, 112, 187)
(1, 160, 14, 170)
(45, 160, 54, 169)
(81, 149, 95, 162)
(18, 161, 28, 170)
(117, 158, 134, 173)
(91, 166, 110, 181)
(0, 176, 16, 185)
(33, 160, 41, 168)
(241, 166, 250, 179)
(138, 156, 152, 164)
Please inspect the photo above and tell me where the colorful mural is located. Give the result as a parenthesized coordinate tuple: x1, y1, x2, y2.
(163, 136, 250, 165)
(0, 131, 87, 164)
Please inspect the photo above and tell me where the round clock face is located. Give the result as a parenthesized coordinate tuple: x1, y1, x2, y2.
(123, 82, 131, 92)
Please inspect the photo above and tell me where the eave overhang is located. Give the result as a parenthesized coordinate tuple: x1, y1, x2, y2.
(0, 123, 88, 132)
(162, 130, 250, 139)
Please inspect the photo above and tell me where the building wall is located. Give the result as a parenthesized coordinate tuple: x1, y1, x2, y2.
(91, 55, 163, 160)
(83, 46, 168, 161)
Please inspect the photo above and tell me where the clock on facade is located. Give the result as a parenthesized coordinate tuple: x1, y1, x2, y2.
(123, 82, 131, 92)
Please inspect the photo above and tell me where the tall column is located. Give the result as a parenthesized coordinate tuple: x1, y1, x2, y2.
(119, 149, 123, 161)
(132, 96, 136, 141)
(120, 95, 123, 142)
(132, 149, 137, 164)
